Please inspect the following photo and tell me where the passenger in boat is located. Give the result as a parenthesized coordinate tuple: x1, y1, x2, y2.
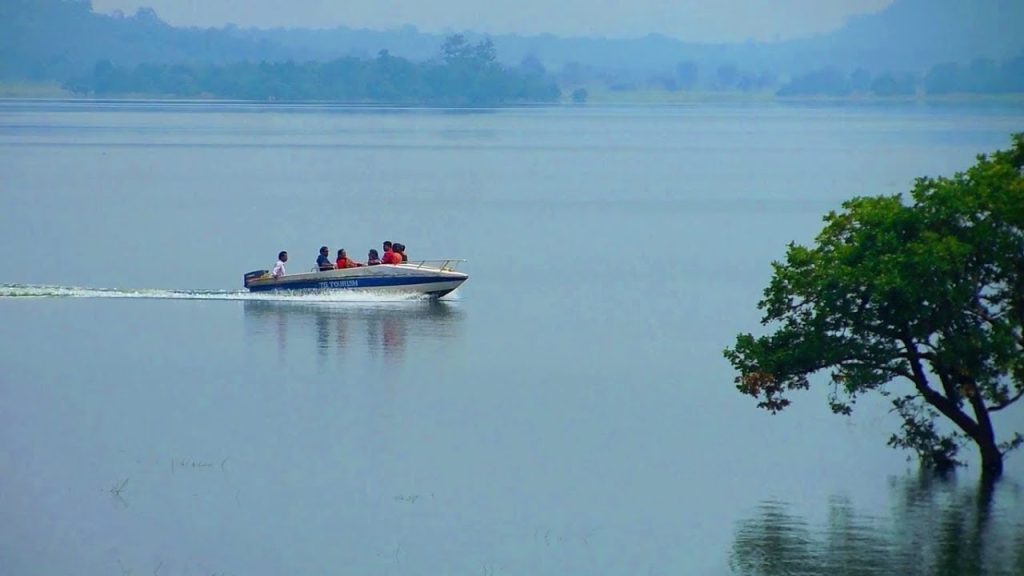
(381, 240, 402, 265)
(367, 249, 381, 266)
(336, 248, 362, 269)
(272, 251, 288, 278)
(316, 246, 335, 271)
(394, 243, 408, 262)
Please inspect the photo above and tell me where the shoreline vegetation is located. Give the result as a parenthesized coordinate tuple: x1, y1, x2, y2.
(4, 2, 1023, 107)
(4, 82, 1024, 107)
(58, 36, 561, 107)
(24, 34, 1024, 107)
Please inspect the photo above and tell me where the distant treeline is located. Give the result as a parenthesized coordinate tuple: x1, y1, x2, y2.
(776, 55, 1024, 97)
(64, 35, 561, 105)
(6, 1, 1024, 102)
(564, 53, 1024, 99)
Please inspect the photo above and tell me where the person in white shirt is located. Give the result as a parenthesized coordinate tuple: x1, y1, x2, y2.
(272, 251, 288, 278)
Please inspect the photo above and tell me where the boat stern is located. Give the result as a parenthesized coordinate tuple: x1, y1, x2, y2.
(244, 269, 270, 288)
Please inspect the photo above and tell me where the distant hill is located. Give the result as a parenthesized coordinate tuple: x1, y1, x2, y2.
(2, 0, 1022, 88)
(0, 0, 287, 80)
(775, 0, 1024, 72)
(220, 0, 1024, 77)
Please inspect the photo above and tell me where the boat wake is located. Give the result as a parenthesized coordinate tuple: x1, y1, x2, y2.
(0, 283, 451, 303)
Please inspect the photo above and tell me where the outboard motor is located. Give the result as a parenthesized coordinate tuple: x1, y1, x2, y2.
(244, 270, 269, 287)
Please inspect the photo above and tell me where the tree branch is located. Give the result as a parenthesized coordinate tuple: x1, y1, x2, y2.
(990, 388, 1024, 412)
(901, 337, 980, 438)
(899, 350, 936, 362)
(972, 299, 1024, 348)
(897, 349, 959, 403)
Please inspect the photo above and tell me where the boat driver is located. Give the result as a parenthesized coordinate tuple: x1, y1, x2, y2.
(317, 246, 335, 271)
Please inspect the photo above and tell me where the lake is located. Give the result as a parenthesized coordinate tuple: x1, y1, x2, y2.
(1, 100, 1023, 575)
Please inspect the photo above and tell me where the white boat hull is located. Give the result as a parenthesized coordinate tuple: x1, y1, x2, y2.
(244, 261, 468, 298)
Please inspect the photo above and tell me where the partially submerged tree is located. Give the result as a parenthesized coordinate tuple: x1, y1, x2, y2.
(724, 134, 1024, 479)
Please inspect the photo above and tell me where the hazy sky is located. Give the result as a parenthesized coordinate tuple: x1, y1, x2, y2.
(91, 0, 895, 42)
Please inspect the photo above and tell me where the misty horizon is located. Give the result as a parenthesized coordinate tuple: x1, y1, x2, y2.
(89, 0, 895, 44)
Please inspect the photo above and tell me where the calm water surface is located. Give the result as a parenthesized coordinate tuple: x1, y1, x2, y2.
(1, 100, 1023, 575)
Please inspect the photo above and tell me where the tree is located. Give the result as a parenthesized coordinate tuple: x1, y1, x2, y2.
(724, 135, 1024, 479)
(715, 64, 739, 90)
(675, 60, 699, 90)
(518, 54, 546, 77)
(439, 34, 495, 67)
(966, 57, 999, 93)
(924, 62, 962, 95)
(59, 37, 560, 105)
(849, 68, 872, 93)
(1001, 54, 1024, 93)
(776, 68, 851, 97)
(870, 72, 916, 97)
(558, 61, 590, 85)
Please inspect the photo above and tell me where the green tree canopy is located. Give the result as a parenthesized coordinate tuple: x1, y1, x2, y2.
(724, 134, 1024, 479)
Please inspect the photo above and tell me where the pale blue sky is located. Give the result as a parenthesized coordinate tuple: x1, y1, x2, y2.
(91, 0, 895, 42)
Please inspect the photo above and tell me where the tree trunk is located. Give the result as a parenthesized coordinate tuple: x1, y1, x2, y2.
(978, 439, 1003, 480)
(965, 379, 1004, 480)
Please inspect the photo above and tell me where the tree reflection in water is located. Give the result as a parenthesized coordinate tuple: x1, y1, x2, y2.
(731, 473, 1024, 576)
(242, 299, 464, 361)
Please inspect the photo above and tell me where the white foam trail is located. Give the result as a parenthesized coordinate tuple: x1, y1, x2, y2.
(0, 283, 434, 303)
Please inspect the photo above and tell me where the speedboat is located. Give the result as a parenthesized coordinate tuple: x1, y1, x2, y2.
(243, 260, 467, 298)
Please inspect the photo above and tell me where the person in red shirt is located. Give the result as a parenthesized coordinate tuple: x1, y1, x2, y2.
(381, 240, 402, 265)
(336, 248, 362, 269)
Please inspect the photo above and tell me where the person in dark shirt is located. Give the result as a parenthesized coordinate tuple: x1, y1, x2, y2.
(367, 249, 381, 265)
(316, 246, 334, 271)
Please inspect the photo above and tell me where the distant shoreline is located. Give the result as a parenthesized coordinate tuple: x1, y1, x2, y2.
(3, 82, 1023, 107)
